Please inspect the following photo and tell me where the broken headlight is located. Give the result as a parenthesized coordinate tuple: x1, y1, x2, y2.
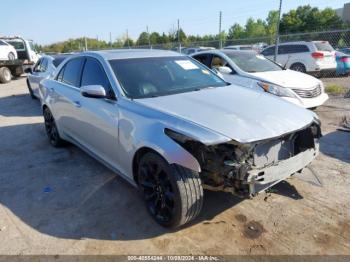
(257, 81, 296, 98)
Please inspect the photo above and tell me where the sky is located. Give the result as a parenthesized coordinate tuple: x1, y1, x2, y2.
(0, 0, 348, 45)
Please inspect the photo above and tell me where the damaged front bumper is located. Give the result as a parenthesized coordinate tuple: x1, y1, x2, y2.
(247, 145, 319, 195)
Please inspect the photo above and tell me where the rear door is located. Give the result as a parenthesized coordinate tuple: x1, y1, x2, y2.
(29, 58, 49, 96)
(72, 57, 119, 165)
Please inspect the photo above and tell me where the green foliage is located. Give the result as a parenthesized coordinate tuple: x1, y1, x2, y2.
(280, 5, 343, 33)
(325, 84, 347, 95)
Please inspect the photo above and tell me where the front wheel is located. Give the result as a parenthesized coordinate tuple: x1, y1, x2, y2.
(43, 107, 65, 147)
(138, 152, 203, 228)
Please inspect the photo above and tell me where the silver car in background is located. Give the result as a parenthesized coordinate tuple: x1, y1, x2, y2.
(40, 49, 321, 228)
(26, 54, 70, 99)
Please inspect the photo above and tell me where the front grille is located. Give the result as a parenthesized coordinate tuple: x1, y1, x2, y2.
(292, 84, 322, 98)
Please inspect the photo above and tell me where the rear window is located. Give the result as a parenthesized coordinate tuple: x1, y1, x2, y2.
(314, 42, 334, 52)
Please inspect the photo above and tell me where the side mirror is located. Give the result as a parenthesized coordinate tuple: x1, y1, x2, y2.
(217, 66, 232, 74)
(24, 67, 33, 74)
(81, 85, 106, 98)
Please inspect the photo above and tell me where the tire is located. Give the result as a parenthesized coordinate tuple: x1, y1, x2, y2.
(290, 63, 306, 73)
(8, 52, 15, 61)
(0, 67, 12, 83)
(43, 107, 65, 147)
(137, 152, 203, 228)
(26, 79, 36, 99)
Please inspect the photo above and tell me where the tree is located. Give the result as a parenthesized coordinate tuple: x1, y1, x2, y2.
(228, 23, 245, 39)
(280, 5, 343, 33)
(136, 32, 150, 46)
(245, 18, 266, 38)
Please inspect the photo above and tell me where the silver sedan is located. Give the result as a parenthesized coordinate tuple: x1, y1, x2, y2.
(26, 54, 70, 99)
(39, 50, 321, 228)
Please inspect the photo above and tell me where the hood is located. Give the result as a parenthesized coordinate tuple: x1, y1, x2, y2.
(135, 85, 316, 144)
(249, 69, 320, 89)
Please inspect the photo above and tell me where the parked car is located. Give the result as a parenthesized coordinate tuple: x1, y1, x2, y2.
(26, 54, 71, 99)
(191, 50, 328, 109)
(40, 50, 321, 228)
(224, 45, 253, 51)
(0, 40, 18, 61)
(181, 46, 215, 55)
(337, 47, 350, 55)
(335, 51, 350, 76)
(261, 41, 336, 75)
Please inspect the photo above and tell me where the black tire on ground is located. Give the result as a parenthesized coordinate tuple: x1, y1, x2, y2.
(0, 67, 12, 83)
(8, 52, 15, 60)
(26, 79, 36, 99)
(137, 152, 203, 228)
(43, 107, 65, 147)
(290, 63, 307, 73)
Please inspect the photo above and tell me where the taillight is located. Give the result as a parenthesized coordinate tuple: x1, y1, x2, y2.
(341, 56, 349, 63)
(311, 52, 324, 59)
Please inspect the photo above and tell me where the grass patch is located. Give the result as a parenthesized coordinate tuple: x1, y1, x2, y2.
(325, 84, 347, 95)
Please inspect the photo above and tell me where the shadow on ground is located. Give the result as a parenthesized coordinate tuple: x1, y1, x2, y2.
(0, 122, 246, 241)
(320, 131, 350, 164)
(0, 93, 41, 117)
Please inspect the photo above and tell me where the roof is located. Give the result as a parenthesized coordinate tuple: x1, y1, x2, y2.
(191, 49, 256, 56)
(84, 49, 183, 60)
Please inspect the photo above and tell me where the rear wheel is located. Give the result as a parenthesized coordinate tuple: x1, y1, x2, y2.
(290, 63, 306, 73)
(8, 52, 15, 60)
(0, 67, 12, 83)
(26, 79, 36, 99)
(43, 107, 65, 147)
(137, 152, 203, 228)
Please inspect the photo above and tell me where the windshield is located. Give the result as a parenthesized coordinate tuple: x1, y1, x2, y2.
(109, 56, 227, 99)
(314, 41, 334, 52)
(226, 52, 282, 73)
(6, 40, 25, 51)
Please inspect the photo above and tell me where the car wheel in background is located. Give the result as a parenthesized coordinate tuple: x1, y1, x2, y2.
(43, 107, 65, 147)
(26, 79, 36, 99)
(290, 63, 306, 73)
(0, 67, 12, 83)
(137, 152, 203, 228)
(8, 52, 15, 60)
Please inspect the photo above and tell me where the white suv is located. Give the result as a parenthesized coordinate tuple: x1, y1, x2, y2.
(261, 41, 336, 75)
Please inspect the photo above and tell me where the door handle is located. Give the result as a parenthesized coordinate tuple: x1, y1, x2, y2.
(73, 101, 81, 108)
(49, 87, 54, 92)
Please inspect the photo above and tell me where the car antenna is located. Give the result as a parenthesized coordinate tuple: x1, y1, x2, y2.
(283, 55, 291, 70)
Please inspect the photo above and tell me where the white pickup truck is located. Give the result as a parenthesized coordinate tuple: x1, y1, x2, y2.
(0, 36, 40, 83)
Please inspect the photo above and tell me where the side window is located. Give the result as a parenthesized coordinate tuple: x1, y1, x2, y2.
(41, 58, 48, 72)
(61, 58, 84, 87)
(81, 58, 114, 98)
(192, 54, 210, 67)
(261, 47, 275, 56)
(278, 45, 288, 54)
(33, 59, 42, 72)
(81, 58, 110, 89)
(56, 65, 65, 82)
(0, 40, 6, 46)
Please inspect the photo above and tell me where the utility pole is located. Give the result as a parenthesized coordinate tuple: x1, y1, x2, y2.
(126, 29, 130, 49)
(147, 26, 151, 49)
(177, 19, 181, 53)
(274, 0, 283, 62)
(84, 37, 87, 51)
(219, 11, 223, 49)
(109, 32, 112, 47)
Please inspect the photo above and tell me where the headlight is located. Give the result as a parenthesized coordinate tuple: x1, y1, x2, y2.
(257, 82, 296, 98)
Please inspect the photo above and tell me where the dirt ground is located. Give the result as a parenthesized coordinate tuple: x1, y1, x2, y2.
(0, 77, 349, 255)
